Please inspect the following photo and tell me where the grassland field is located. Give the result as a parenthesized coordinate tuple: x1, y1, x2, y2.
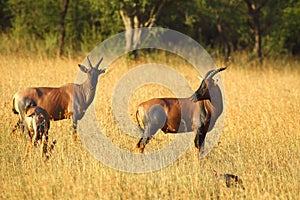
(0, 52, 299, 199)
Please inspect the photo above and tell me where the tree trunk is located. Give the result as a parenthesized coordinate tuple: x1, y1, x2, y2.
(120, 10, 139, 58)
(244, 0, 267, 62)
(119, 3, 163, 58)
(216, 13, 231, 63)
(253, 15, 262, 61)
(120, 10, 133, 50)
(58, 0, 69, 57)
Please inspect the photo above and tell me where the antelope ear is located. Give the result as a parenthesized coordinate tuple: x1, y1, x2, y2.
(199, 79, 208, 92)
(213, 78, 218, 86)
(198, 76, 203, 82)
(99, 66, 108, 74)
(189, 93, 198, 102)
(78, 64, 88, 73)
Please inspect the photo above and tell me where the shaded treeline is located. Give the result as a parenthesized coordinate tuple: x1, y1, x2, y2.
(0, 0, 299, 59)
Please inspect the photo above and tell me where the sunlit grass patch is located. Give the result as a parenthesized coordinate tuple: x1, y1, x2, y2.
(0, 52, 299, 199)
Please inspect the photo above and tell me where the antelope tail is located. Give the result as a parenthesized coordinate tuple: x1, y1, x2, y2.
(136, 108, 145, 132)
(12, 97, 18, 114)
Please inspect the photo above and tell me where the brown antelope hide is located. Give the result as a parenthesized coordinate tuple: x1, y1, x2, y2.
(135, 67, 227, 154)
(22, 98, 50, 159)
(12, 55, 107, 139)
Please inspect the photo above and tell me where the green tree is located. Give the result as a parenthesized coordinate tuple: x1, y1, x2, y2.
(58, 0, 70, 57)
(8, 0, 61, 54)
(204, 0, 245, 61)
(0, 0, 12, 32)
(1, 0, 300, 57)
(242, 0, 286, 60)
(90, 0, 172, 58)
(280, 0, 300, 55)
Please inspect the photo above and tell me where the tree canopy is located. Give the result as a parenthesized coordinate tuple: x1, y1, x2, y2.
(0, 0, 299, 58)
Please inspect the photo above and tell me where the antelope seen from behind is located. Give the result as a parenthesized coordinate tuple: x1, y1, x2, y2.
(22, 98, 51, 160)
(135, 67, 227, 155)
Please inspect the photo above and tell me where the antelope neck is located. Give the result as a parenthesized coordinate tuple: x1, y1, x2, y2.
(81, 78, 97, 105)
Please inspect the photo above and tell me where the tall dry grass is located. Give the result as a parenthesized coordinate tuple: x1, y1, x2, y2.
(0, 52, 299, 199)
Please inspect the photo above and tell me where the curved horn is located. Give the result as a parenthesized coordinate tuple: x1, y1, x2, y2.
(205, 66, 227, 79)
(95, 57, 103, 69)
(87, 56, 93, 68)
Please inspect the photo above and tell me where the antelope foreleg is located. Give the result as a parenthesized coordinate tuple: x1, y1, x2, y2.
(70, 119, 78, 141)
(194, 126, 208, 156)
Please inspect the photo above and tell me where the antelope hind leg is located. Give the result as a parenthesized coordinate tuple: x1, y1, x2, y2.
(40, 135, 49, 160)
(135, 125, 158, 153)
(23, 140, 33, 162)
(136, 138, 149, 153)
(12, 119, 24, 134)
(48, 140, 57, 157)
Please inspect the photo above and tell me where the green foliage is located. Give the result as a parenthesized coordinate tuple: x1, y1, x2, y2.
(281, 1, 300, 55)
(0, 0, 12, 31)
(0, 0, 299, 57)
(8, 0, 60, 38)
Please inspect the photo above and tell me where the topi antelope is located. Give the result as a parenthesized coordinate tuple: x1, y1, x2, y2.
(22, 98, 51, 159)
(135, 67, 227, 154)
(12, 55, 107, 139)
